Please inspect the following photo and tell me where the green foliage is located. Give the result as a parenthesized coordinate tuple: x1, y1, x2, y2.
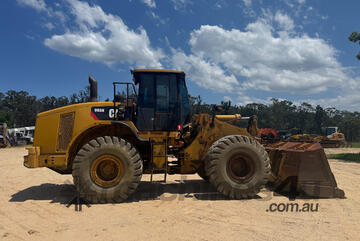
(327, 153, 360, 163)
(351, 142, 360, 148)
(189, 97, 360, 141)
(314, 105, 326, 134)
(0, 86, 359, 142)
(349, 31, 360, 60)
(349, 31, 360, 42)
(0, 86, 90, 128)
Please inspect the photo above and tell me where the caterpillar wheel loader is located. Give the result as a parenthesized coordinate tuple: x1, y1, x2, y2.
(318, 127, 346, 148)
(24, 69, 344, 203)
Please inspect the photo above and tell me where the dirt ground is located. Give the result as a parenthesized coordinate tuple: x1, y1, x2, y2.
(0, 147, 359, 241)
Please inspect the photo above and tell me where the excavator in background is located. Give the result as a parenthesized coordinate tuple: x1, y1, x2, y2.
(24, 69, 345, 203)
(260, 128, 279, 143)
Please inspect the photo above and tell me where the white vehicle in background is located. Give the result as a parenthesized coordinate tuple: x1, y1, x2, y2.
(24, 126, 35, 143)
(8, 126, 35, 145)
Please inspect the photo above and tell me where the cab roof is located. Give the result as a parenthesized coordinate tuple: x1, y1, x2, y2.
(131, 69, 185, 84)
(131, 69, 184, 74)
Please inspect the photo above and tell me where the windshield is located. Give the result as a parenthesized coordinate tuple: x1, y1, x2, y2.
(326, 127, 337, 136)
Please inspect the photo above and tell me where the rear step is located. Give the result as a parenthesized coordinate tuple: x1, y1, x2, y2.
(150, 140, 168, 183)
(266, 141, 345, 198)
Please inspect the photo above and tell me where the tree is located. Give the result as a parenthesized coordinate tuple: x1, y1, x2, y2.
(314, 105, 326, 134)
(69, 86, 90, 104)
(297, 102, 315, 132)
(339, 112, 360, 142)
(0, 86, 91, 127)
(349, 31, 360, 60)
(2, 90, 37, 127)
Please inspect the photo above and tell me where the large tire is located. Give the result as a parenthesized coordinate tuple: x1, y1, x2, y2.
(72, 136, 143, 203)
(197, 164, 209, 182)
(204, 135, 270, 199)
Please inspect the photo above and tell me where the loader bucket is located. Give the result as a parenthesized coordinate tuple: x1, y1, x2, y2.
(266, 142, 345, 198)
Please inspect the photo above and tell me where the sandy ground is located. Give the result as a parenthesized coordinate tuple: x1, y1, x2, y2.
(0, 147, 360, 241)
(324, 147, 360, 155)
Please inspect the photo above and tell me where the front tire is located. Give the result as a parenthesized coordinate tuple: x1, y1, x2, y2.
(197, 164, 209, 182)
(72, 136, 143, 203)
(205, 135, 270, 199)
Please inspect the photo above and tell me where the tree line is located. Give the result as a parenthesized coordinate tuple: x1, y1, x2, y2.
(0, 88, 359, 142)
(189, 96, 360, 142)
(0, 87, 90, 128)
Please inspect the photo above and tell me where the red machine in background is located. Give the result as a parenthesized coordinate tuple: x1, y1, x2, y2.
(260, 128, 279, 143)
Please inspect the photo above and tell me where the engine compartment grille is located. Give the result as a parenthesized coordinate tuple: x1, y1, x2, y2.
(57, 112, 75, 151)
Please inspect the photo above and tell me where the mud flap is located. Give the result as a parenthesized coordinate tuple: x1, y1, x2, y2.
(266, 142, 345, 198)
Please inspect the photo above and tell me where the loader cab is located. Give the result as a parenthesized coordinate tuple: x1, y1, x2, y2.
(325, 127, 339, 136)
(132, 69, 190, 131)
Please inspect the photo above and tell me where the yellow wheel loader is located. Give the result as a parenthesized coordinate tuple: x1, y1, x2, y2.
(24, 69, 344, 203)
(318, 127, 346, 148)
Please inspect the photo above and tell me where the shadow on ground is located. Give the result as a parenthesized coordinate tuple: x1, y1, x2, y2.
(9, 183, 76, 204)
(10, 179, 328, 206)
(9, 179, 264, 205)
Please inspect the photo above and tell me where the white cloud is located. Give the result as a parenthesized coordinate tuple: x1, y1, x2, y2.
(43, 22, 54, 30)
(321, 15, 329, 20)
(236, 95, 271, 106)
(274, 11, 294, 31)
(44, 0, 163, 68)
(141, 0, 156, 8)
(299, 76, 360, 111)
(17, 0, 47, 12)
(223, 96, 233, 102)
(149, 11, 167, 24)
(171, 12, 358, 109)
(176, 16, 346, 95)
(171, 0, 191, 10)
(243, 0, 252, 7)
(241, 1, 256, 18)
(297, 0, 306, 4)
(301, 94, 360, 111)
(17, 0, 66, 22)
(172, 50, 239, 93)
(17, 1, 360, 110)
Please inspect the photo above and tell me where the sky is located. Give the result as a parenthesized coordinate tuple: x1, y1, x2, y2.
(1, 0, 360, 110)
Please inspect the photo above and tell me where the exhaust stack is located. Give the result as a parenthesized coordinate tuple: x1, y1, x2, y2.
(89, 75, 98, 102)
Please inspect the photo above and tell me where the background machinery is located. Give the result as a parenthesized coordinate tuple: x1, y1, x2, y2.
(289, 127, 346, 148)
(24, 69, 345, 203)
(0, 123, 10, 148)
(318, 127, 346, 148)
(260, 128, 279, 143)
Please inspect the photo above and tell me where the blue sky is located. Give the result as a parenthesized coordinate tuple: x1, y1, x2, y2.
(1, 0, 360, 110)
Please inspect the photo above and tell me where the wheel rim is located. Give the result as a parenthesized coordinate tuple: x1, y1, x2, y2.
(90, 155, 124, 188)
(226, 154, 255, 183)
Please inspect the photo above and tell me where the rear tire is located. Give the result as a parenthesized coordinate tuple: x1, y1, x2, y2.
(72, 136, 143, 203)
(205, 135, 270, 199)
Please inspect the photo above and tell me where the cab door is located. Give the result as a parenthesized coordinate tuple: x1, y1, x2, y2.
(136, 74, 155, 131)
(154, 74, 178, 131)
(135, 73, 179, 131)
